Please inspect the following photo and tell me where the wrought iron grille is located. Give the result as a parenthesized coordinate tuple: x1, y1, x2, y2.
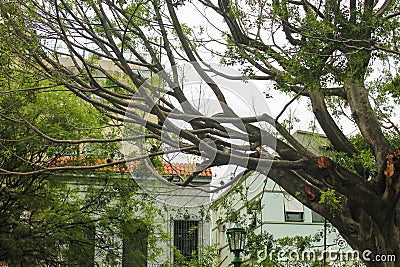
(173, 220, 199, 260)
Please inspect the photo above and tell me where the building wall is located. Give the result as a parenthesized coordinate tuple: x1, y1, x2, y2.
(149, 205, 211, 267)
(145, 174, 212, 266)
(53, 171, 212, 267)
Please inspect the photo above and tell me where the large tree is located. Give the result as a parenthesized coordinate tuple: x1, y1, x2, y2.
(1, 0, 400, 266)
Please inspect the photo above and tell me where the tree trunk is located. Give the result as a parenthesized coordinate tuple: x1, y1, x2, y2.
(332, 200, 400, 267)
(358, 220, 399, 267)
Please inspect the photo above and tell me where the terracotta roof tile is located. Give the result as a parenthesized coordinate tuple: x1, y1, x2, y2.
(54, 157, 212, 177)
(159, 162, 212, 177)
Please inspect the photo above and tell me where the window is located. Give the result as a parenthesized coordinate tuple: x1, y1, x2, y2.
(312, 210, 325, 223)
(122, 224, 148, 267)
(174, 220, 199, 261)
(285, 211, 304, 222)
(284, 194, 304, 222)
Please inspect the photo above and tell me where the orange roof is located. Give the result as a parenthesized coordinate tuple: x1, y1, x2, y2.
(160, 162, 212, 177)
(54, 157, 212, 177)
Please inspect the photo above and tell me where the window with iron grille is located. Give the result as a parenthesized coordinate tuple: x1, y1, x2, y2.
(173, 220, 199, 260)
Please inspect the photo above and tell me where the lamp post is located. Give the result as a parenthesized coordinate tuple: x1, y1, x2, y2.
(226, 222, 246, 267)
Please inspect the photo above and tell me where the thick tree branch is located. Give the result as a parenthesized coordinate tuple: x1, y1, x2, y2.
(309, 89, 359, 157)
(345, 80, 392, 173)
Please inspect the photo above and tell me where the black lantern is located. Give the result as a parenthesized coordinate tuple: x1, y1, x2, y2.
(226, 223, 246, 267)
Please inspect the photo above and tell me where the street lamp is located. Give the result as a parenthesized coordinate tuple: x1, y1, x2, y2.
(226, 222, 246, 267)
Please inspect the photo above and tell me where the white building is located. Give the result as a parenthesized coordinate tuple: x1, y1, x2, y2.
(53, 160, 213, 267)
(142, 162, 213, 267)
